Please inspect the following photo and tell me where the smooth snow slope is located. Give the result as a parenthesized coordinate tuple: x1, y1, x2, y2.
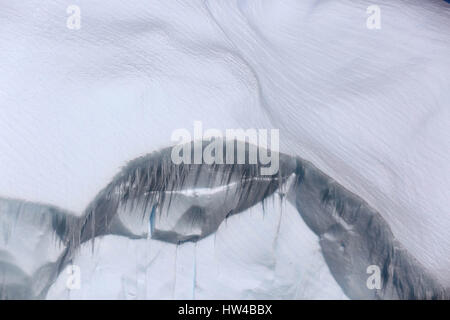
(0, 0, 449, 297)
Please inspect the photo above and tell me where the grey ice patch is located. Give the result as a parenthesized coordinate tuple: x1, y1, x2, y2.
(0, 198, 77, 299)
(288, 159, 449, 300)
(66, 140, 295, 251)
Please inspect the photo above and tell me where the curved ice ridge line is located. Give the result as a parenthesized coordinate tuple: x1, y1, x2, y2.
(0, 142, 448, 299)
(288, 159, 449, 299)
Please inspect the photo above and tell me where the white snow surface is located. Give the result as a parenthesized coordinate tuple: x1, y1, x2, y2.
(0, 0, 449, 295)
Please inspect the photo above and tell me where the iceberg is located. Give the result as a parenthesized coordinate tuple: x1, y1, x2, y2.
(0, 0, 449, 299)
(1, 143, 448, 299)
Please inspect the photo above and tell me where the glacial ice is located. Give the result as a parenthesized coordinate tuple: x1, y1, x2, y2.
(0, 0, 449, 299)
(1, 145, 448, 299)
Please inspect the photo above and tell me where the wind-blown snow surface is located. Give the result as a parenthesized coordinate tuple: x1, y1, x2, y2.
(0, 0, 449, 298)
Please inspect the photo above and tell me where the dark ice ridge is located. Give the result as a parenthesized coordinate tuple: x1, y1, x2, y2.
(0, 141, 448, 299)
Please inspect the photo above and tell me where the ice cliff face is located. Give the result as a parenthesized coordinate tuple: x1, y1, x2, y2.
(1, 143, 448, 299)
(0, 199, 74, 299)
